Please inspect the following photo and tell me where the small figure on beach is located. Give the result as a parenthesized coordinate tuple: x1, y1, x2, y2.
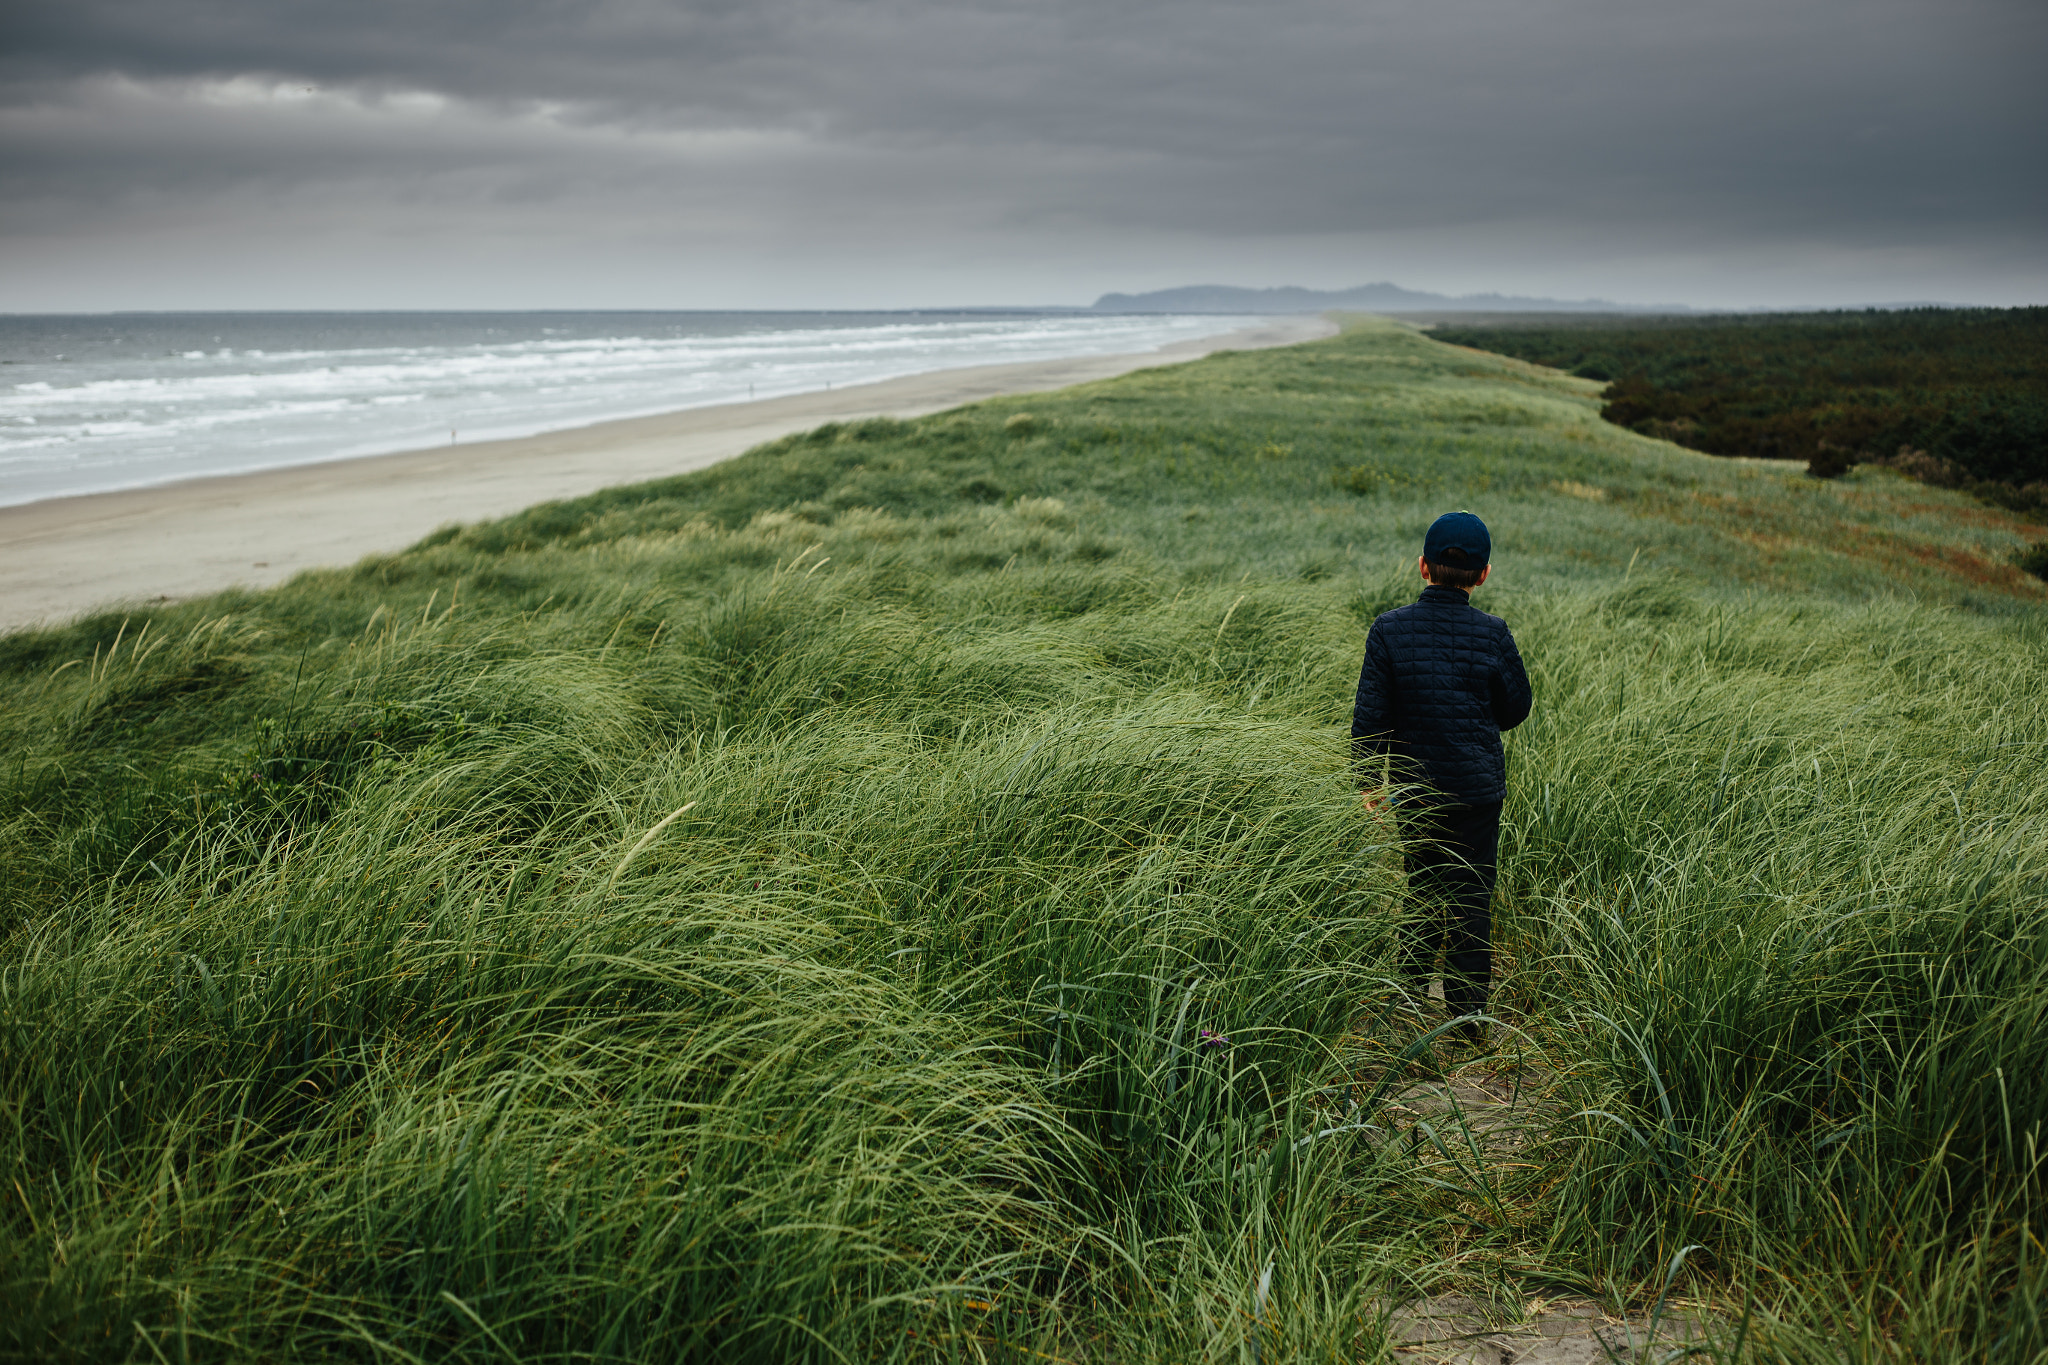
(1351, 511, 1533, 1045)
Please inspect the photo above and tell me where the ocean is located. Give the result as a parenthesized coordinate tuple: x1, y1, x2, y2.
(0, 310, 1243, 508)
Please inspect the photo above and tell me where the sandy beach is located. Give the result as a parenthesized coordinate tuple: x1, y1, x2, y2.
(0, 317, 1333, 636)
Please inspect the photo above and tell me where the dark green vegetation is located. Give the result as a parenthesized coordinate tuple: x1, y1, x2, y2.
(1432, 308, 2048, 509)
(3, 320, 2044, 1362)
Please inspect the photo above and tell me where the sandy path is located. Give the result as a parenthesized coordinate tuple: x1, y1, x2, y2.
(0, 317, 1334, 635)
(1374, 1054, 1725, 1362)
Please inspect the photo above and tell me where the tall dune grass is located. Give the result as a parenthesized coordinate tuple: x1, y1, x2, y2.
(3, 319, 2044, 1360)
(1500, 588, 2047, 1357)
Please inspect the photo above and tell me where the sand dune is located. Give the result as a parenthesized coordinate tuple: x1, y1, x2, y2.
(0, 317, 1334, 635)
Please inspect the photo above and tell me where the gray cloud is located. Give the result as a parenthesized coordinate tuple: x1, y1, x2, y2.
(2, 0, 2043, 308)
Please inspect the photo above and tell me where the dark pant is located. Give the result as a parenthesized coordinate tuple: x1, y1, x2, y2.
(1399, 800, 1502, 1021)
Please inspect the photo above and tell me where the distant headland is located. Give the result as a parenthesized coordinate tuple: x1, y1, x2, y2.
(1089, 282, 1693, 314)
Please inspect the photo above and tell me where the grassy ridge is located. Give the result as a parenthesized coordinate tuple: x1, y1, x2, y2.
(2, 318, 2044, 1361)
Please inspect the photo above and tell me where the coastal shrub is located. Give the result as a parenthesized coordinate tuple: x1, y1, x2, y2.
(1436, 307, 2048, 504)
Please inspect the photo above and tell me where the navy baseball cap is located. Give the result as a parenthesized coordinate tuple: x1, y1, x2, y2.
(1423, 511, 1491, 566)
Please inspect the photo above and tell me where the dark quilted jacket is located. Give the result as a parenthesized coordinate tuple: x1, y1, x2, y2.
(1351, 585, 1533, 804)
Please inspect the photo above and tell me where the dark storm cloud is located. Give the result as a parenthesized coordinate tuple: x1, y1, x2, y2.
(3, 0, 2044, 306)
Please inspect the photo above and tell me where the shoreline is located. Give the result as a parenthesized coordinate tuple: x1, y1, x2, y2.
(0, 317, 1334, 635)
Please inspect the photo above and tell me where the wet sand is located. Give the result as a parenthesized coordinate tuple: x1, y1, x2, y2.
(0, 317, 1335, 635)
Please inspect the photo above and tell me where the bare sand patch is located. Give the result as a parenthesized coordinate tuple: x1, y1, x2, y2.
(1390, 1293, 1719, 1363)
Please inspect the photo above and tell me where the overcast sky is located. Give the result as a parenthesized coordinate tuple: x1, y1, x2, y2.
(3, 0, 2043, 311)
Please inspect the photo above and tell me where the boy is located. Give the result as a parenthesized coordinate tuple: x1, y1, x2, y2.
(1351, 511, 1532, 1043)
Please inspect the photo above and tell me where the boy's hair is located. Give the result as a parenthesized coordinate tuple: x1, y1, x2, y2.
(1424, 546, 1485, 589)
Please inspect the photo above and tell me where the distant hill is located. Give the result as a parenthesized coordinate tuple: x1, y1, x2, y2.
(1089, 282, 1690, 314)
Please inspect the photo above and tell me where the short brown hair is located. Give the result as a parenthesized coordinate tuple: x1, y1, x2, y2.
(1425, 546, 1484, 588)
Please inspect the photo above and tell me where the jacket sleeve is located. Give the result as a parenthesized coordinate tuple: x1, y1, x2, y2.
(1490, 626, 1533, 732)
(1350, 623, 1395, 778)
